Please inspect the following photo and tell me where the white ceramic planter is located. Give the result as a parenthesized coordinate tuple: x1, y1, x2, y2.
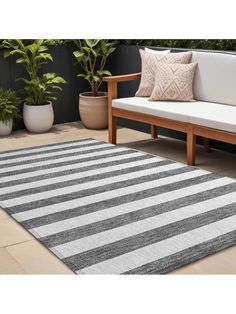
(0, 119, 13, 136)
(79, 92, 108, 129)
(23, 102, 54, 133)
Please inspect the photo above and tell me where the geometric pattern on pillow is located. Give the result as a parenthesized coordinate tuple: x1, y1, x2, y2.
(149, 62, 197, 102)
(135, 50, 192, 97)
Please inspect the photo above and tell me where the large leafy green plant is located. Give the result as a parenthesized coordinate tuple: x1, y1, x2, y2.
(73, 40, 116, 96)
(1, 39, 66, 105)
(0, 88, 21, 122)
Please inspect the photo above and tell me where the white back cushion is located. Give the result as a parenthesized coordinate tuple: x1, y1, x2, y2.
(144, 47, 171, 55)
(192, 50, 236, 106)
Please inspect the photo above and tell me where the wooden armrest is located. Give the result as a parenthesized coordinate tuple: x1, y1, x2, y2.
(103, 72, 141, 83)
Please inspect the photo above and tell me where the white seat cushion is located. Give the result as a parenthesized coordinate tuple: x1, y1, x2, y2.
(112, 97, 236, 133)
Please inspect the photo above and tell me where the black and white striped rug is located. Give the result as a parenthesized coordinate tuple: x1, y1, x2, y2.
(1, 138, 236, 274)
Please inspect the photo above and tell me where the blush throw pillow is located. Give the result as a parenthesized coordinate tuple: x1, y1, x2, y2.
(149, 62, 197, 102)
(136, 50, 192, 97)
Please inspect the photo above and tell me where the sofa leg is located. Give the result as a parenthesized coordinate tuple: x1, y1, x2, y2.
(107, 81, 118, 145)
(151, 125, 158, 139)
(109, 116, 117, 144)
(187, 131, 196, 166)
(204, 138, 211, 153)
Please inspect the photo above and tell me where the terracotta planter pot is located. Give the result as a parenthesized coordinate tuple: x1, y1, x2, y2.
(79, 92, 108, 129)
(23, 102, 54, 133)
(0, 119, 13, 136)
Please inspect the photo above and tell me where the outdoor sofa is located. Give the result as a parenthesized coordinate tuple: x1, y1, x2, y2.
(103, 50, 236, 166)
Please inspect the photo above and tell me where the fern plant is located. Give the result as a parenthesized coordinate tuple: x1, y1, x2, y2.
(0, 88, 21, 122)
(1, 39, 66, 105)
(73, 40, 116, 96)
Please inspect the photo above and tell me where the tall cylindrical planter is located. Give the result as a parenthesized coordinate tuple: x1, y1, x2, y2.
(0, 119, 13, 136)
(23, 102, 54, 133)
(79, 92, 108, 129)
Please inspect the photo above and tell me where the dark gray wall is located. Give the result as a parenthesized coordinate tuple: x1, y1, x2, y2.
(108, 45, 236, 155)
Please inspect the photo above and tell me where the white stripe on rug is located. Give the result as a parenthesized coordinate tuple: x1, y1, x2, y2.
(0, 146, 131, 175)
(0, 157, 160, 195)
(0, 151, 146, 183)
(76, 215, 236, 274)
(4, 162, 185, 207)
(31, 189, 236, 238)
(12, 170, 221, 222)
(2, 142, 106, 165)
(51, 191, 236, 258)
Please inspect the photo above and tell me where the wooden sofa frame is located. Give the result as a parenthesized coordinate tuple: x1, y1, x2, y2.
(103, 73, 236, 166)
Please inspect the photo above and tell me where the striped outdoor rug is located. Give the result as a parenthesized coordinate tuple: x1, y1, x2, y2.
(0, 138, 236, 274)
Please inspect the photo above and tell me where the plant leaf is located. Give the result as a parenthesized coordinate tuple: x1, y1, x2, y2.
(97, 70, 112, 76)
(85, 39, 99, 48)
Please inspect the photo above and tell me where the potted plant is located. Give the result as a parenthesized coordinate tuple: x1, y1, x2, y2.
(1, 39, 66, 133)
(0, 88, 21, 136)
(73, 39, 116, 129)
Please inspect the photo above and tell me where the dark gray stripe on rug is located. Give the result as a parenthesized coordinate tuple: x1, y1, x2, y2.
(0, 138, 92, 161)
(0, 149, 136, 178)
(1, 164, 190, 204)
(7, 169, 211, 214)
(62, 203, 236, 272)
(124, 230, 236, 274)
(0, 141, 104, 165)
(40, 183, 236, 248)
(0, 155, 155, 189)
(0, 144, 120, 169)
(20, 173, 221, 229)
(0, 160, 173, 200)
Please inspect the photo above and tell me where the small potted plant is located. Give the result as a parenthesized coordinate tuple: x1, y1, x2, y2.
(73, 39, 116, 129)
(0, 88, 21, 136)
(1, 39, 66, 133)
